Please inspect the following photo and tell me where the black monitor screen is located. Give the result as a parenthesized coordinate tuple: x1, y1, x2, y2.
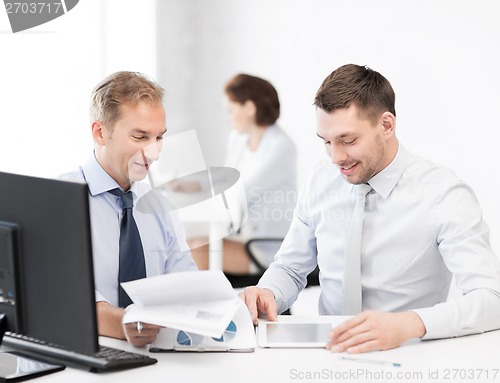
(0, 171, 98, 354)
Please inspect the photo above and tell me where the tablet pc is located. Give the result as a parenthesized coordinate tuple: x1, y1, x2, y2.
(257, 322, 333, 348)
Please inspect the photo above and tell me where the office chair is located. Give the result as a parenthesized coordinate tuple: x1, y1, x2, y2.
(224, 238, 319, 316)
(224, 238, 320, 289)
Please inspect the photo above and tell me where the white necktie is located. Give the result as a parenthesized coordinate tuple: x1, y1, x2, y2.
(342, 183, 372, 315)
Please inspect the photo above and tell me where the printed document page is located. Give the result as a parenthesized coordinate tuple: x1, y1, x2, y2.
(121, 270, 240, 338)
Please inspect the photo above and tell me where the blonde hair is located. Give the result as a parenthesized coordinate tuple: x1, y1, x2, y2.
(90, 71, 164, 130)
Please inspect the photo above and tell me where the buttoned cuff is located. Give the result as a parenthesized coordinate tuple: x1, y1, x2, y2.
(411, 305, 452, 340)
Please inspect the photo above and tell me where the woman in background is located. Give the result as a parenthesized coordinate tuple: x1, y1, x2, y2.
(186, 73, 297, 274)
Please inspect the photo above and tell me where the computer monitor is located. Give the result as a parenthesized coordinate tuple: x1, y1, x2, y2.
(0, 171, 98, 354)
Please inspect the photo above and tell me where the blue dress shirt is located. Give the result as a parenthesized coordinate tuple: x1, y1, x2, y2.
(258, 143, 500, 340)
(61, 155, 197, 307)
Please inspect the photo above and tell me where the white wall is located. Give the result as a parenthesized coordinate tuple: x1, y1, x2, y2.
(0, 1, 95, 178)
(157, 0, 500, 255)
(0, 0, 157, 178)
(1, 0, 499, 255)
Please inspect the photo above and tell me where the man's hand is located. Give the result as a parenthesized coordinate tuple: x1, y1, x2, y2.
(123, 322, 162, 348)
(326, 311, 426, 354)
(239, 286, 278, 325)
(96, 302, 162, 347)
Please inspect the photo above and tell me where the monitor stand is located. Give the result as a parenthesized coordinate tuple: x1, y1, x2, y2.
(0, 313, 65, 382)
(1, 282, 66, 382)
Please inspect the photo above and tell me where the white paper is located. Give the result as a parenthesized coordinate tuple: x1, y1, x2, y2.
(121, 270, 240, 338)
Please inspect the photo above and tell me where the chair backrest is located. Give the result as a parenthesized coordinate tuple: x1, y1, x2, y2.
(225, 238, 320, 289)
(244, 238, 284, 273)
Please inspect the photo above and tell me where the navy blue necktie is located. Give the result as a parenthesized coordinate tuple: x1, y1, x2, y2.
(109, 188, 146, 308)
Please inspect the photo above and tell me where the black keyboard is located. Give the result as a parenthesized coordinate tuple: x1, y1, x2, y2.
(3, 332, 157, 372)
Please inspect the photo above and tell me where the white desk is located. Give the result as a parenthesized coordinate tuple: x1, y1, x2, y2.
(162, 187, 245, 271)
(5, 316, 500, 383)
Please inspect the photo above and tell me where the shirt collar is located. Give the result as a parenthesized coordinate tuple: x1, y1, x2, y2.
(367, 142, 408, 199)
(81, 153, 139, 197)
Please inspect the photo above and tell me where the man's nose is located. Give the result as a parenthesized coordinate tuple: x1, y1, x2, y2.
(330, 144, 347, 165)
(143, 140, 162, 162)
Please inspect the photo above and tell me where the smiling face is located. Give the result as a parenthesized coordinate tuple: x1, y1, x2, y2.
(316, 104, 397, 185)
(92, 101, 166, 190)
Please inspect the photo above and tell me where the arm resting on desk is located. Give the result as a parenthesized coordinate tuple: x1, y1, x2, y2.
(96, 301, 161, 348)
(326, 310, 426, 354)
(414, 288, 500, 340)
(96, 301, 126, 340)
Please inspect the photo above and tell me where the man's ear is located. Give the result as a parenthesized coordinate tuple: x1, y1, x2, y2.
(91, 121, 106, 146)
(380, 112, 396, 135)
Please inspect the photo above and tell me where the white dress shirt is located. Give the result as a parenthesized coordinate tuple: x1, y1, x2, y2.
(61, 155, 197, 307)
(225, 124, 297, 267)
(258, 143, 500, 339)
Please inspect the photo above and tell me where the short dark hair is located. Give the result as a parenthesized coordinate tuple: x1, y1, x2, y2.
(90, 71, 164, 130)
(314, 64, 396, 123)
(224, 74, 280, 127)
